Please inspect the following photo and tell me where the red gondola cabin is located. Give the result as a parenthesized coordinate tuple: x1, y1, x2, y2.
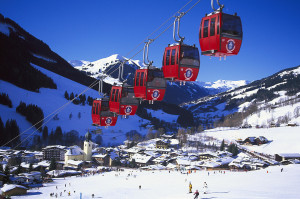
(162, 43, 200, 82)
(109, 85, 139, 115)
(92, 98, 117, 127)
(199, 12, 242, 57)
(134, 67, 166, 101)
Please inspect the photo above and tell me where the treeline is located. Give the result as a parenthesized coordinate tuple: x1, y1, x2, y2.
(64, 91, 93, 106)
(0, 93, 12, 108)
(0, 117, 20, 148)
(16, 102, 44, 131)
(0, 17, 57, 92)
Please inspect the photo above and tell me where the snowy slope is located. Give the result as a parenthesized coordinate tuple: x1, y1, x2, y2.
(183, 65, 300, 128)
(0, 64, 151, 146)
(203, 126, 300, 154)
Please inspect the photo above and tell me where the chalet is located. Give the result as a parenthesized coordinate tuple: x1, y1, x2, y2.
(161, 134, 175, 139)
(156, 139, 170, 149)
(287, 123, 297, 127)
(255, 136, 269, 145)
(1, 184, 28, 196)
(198, 152, 217, 160)
(275, 153, 300, 162)
(64, 160, 84, 170)
(42, 145, 66, 161)
(176, 157, 191, 168)
(243, 137, 256, 145)
(131, 154, 153, 167)
(92, 154, 111, 166)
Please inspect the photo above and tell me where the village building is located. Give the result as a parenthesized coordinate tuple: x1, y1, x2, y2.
(92, 154, 111, 166)
(275, 153, 300, 162)
(131, 154, 153, 167)
(243, 137, 256, 145)
(64, 132, 93, 168)
(255, 136, 268, 145)
(156, 139, 170, 149)
(42, 145, 66, 161)
(1, 184, 28, 197)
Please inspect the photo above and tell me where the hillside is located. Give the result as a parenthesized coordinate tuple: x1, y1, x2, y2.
(0, 13, 111, 94)
(183, 65, 300, 128)
(0, 14, 201, 148)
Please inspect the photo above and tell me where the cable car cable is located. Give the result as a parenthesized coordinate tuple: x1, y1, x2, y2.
(2, 0, 203, 148)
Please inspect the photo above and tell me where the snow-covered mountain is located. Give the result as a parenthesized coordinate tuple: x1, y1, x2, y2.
(70, 54, 141, 86)
(183, 65, 300, 128)
(197, 80, 250, 95)
(71, 55, 248, 105)
(0, 14, 194, 147)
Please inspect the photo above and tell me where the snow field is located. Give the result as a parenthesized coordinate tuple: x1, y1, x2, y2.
(14, 164, 300, 199)
(203, 126, 300, 154)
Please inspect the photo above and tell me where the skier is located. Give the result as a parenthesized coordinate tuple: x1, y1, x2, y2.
(194, 189, 199, 199)
(203, 182, 208, 194)
(189, 182, 193, 193)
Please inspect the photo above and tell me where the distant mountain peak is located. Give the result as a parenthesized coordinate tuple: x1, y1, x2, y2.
(196, 79, 249, 95)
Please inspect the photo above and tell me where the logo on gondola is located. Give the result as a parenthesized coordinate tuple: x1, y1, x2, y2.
(152, 90, 160, 99)
(125, 106, 132, 114)
(105, 117, 112, 125)
(226, 39, 235, 53)
(184, 68, 193, 80)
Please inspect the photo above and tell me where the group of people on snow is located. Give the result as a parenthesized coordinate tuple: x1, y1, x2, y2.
(189, 182, 208, 199)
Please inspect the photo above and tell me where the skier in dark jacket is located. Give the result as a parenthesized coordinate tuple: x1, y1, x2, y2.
(194, 189, 199, 199)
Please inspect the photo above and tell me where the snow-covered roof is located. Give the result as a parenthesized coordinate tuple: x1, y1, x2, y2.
(176, 157, 191, 166)
(65, 145, 84, 156)
(131, 154, 152, 164)
(92, 154, 107, 158)
(43, 145, 66, 150)
(1, 184, 28, 192)
(66, 160, 84, 166)
(277, 153, 300, 158)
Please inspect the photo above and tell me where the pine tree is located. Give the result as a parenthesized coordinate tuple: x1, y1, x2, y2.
(220, 139, 225, 151)
(0, 117, 4, 146)
(54, 126, 63, 145)
(29, 163, 33, 172)
(5, 119, 21, 147)
(70, 92, 74, 100)
(16, 164, 22, 174)
(42, 126, 48, 142)
(64, 91, 69, 100)
(49, 158, 56, 171)
(0, 164, 3, 173)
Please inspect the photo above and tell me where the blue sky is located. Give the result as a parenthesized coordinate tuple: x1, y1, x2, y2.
(1, 0, 300, 82)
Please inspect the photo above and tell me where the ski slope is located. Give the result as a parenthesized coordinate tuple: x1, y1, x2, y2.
(13, 164, 300, 199)
(0, 63, 150, 146)
(203, 126, 300, 155)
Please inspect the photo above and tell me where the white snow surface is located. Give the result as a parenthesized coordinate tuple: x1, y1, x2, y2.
(13, 164, 300, 199)
(74, 54, 141, 79)
(203, 126, 300, 155)
(0, 63, 150, 146)
(197, 80, 248, 94)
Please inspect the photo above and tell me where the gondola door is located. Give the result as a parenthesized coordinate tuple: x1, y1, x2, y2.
(109, 86, 121, 114)
(134, 69, 147, 100)
(92, 100, 100, 126)
(162, 45, 179, 80)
